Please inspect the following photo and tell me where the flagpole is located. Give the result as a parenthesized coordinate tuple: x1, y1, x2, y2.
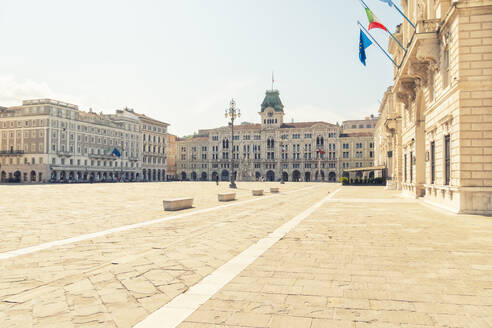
(392, 2, 416, 29)
(360, 0, 415, 29)
(358, 0, 407, 52)
(358, 21, 400, 68)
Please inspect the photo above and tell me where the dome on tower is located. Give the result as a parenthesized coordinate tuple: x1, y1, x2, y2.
(261, 90, 284, 112)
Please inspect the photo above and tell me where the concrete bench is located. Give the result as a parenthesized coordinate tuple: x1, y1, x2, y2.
(270, 187, 280, 193)
(163, 198, 193, 211)
(218, 193, 236, 202)
(252, 189, 264, 196)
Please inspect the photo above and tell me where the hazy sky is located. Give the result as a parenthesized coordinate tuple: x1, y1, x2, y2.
(0, 0, 402, 136)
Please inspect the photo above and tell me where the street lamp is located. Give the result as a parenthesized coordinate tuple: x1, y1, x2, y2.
(225, 99, 240, 189)
(280, 144, 285, 184)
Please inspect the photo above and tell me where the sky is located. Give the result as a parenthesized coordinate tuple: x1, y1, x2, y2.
(0, 0, 402, 136)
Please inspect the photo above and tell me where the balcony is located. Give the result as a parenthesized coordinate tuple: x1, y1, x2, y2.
(416, 19, 440, 34)
(57, 151, 73, 157)
(394, 19, 441, 103)
(0, 150, 24, 156)
(88, 153, 118, 160)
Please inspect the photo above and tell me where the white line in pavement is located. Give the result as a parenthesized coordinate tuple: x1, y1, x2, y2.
(0, 185, 320, 261)
(327, 198, 415, 203)
(134, 187, 342, 328)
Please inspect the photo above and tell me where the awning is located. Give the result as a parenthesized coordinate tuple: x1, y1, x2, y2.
(343, 165, 385, 173)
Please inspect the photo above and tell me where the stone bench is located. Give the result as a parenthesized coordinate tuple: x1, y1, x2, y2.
(163, 198, 193, 211)
(252, 189, 264, 196)
(270, 187, 280, 193)
(218, 193, 236, 202)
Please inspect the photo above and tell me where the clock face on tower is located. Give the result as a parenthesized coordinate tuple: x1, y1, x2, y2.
(268, 112, 273, 117)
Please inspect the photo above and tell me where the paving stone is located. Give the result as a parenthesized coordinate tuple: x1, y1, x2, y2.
(311, 318, 354, 328)
(121, 277, 157, 295)
(225, 312, 272, 327)
(32, 301, 68, 318)
(269, 315, 312, 327)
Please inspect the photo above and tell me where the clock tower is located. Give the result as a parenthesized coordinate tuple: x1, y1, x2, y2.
(259, 89, 284, 128)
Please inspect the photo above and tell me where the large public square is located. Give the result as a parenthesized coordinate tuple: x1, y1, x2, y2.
(0, 182, 491, 328)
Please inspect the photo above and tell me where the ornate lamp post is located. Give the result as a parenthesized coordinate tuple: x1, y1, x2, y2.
(225, 99, 240, 189)
(280, 144, 285, 184)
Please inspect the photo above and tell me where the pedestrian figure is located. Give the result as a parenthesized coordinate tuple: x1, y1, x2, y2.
(215, 174, 219, 186)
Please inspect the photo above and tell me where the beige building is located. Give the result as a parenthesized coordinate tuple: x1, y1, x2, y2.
(375, 0, 492, 214)
(165, 134, 178, 180)
(137, 113, 170, 181)
(0, 99, 170, 183)
(176, 90, 377, 182)
(374, 87, 402, 190)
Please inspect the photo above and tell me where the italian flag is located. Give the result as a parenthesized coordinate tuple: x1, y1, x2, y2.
(366, 8, 388, 32)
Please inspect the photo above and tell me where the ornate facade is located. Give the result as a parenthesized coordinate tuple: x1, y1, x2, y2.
(375, 0, 492, 214)
(0, 99, 170, 183)
(374, 87, 402, 190)
(177, 90, 377, 182)
(138, 113, 170, 181)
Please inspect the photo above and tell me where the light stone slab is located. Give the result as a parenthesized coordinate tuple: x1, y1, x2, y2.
(218, 193, 236, 202)
(252, 189, 264, 196)
(163, 198, 194, 211)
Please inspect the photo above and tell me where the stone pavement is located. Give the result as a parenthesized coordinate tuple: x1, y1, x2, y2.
(180, 187, 492, 328)
(0, 183, 491, 327)
(0, 182, 312, 253)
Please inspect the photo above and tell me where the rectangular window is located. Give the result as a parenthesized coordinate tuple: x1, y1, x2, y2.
(444, 135, 450, 185)
(404, 154, 407, 182)
(430, 141, 435, 184)
(410, 151, 413, 183)
(443, 47, 450, 89)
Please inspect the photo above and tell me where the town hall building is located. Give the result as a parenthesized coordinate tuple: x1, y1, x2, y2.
(177, 90, 378, 182)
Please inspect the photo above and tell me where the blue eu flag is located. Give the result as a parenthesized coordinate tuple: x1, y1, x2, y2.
(359, 30, 373, 66)
(112, 148, 121, 157)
